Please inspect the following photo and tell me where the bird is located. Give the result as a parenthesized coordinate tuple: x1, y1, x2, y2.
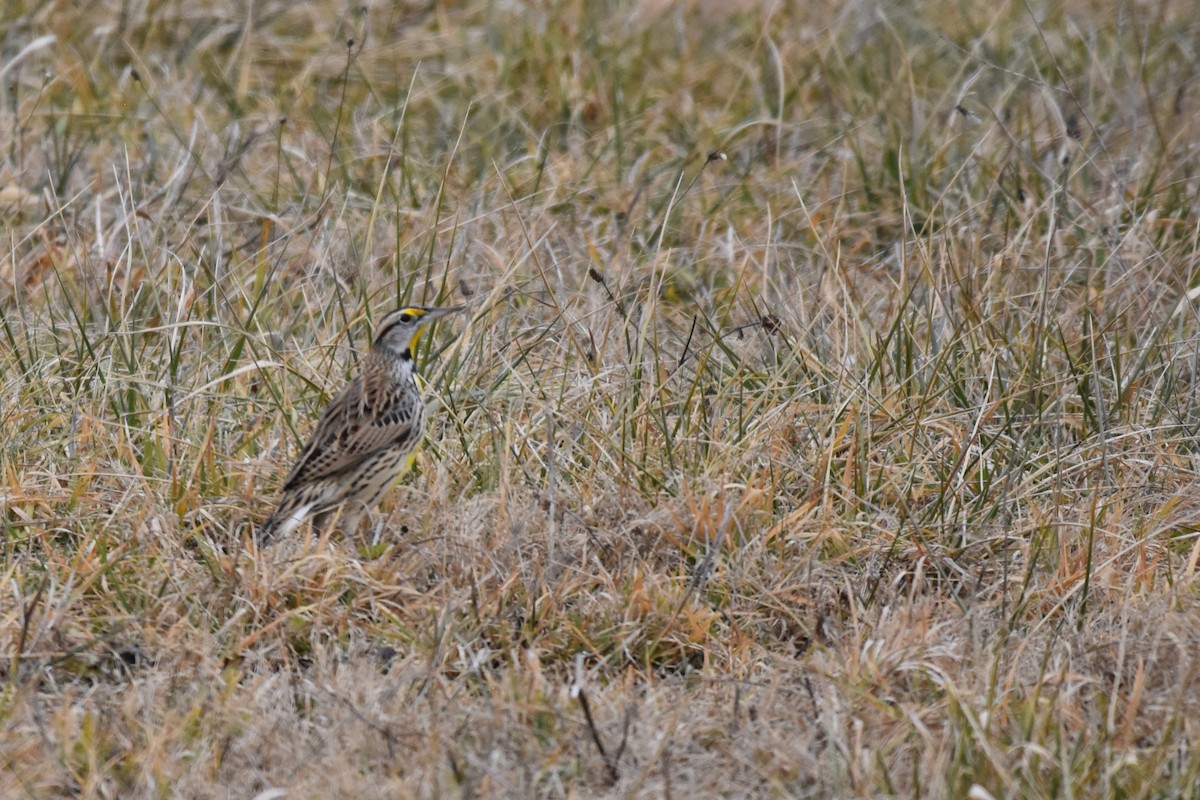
(257, 304, 465, 544)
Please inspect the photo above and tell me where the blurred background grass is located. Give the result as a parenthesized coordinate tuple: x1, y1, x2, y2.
(3, 0, 1200, 796)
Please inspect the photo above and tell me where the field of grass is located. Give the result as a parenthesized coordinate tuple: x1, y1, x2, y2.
(4, 0, 1200, 796)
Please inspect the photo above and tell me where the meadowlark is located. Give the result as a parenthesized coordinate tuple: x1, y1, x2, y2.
(257, 305, 465, 544)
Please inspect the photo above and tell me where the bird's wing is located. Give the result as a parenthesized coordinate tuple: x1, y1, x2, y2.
(280, 379, 420, 490)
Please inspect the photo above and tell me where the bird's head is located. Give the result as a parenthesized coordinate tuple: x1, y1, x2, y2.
(373, 305, 465, 356)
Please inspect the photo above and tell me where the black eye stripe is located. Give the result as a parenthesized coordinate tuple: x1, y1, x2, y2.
(376, 310, 425, 341)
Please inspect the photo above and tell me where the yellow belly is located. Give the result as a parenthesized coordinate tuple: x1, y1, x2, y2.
(399, 449, 419, 478)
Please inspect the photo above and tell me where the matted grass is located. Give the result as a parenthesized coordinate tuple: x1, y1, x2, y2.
(4, 0, 1200, 796)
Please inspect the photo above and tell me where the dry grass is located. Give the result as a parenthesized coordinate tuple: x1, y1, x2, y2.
(4, 0, 1200, 796)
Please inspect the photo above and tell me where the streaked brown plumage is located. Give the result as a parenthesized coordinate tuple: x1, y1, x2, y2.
(258, 305, 464, 543)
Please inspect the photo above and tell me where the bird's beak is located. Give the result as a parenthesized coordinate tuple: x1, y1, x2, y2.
(409, 305, 465, 349)
(419, 305, 466, 324)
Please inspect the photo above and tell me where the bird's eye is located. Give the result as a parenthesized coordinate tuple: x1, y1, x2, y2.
(398, 313, 413, 324)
